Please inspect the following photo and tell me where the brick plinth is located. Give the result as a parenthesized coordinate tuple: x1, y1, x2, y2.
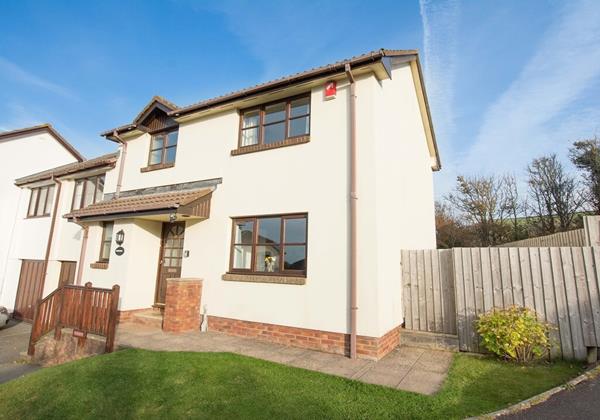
(162, 278, 203, 333)
(207, 315, 400, 360)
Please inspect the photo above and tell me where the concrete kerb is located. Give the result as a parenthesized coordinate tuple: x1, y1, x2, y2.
(470, 363, 600, 419)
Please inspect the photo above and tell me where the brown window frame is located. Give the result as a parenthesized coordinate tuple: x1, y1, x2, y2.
(71, 175, 105, 211)
(147, 128, 178, 168)
(27, 185, 55, 218)
(238, 94, 311, 149)
(98, 221, 114, 263)
(228, 213, 308, 277)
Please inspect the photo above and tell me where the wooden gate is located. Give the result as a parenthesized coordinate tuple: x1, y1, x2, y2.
(14, 259, 46, 321)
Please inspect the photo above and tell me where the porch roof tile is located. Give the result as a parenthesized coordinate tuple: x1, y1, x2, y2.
(64, 188, 212, 220)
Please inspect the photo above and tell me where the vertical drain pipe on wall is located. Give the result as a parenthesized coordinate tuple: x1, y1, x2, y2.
(75, 219, 88, 286)
(42, 177, 62, 287)
(345, 63, 358, 359)
(112, 130, 127, 199)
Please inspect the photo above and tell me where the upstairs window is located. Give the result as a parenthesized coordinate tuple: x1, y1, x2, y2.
(239, 95, 310, 148)
(229, 214, 307, 276)
(148, 129, 178, 166)
(99, 221, 114, 262)
(72, 175, 105, 210)
(27, 185, 55, 217)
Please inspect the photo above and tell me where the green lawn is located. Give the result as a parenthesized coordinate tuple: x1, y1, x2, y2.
(0, 349, 581, 419)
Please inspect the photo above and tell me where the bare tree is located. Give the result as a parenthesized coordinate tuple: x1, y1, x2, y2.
(570, 137, 600, 213)
(435, 201, 473, 248)
(445, 175, 510, 246)
(501, 174, 526, 241)
(527, 155, 585, 233)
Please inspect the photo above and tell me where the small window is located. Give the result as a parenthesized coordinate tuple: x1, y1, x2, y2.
(238, 95, 310, 148)
(148, 129, 178, 166)
(72, 175, 105, 210)
(99, 222, 114, 262)
(27, 185, 55, 217)
(229, 214, 307, 276)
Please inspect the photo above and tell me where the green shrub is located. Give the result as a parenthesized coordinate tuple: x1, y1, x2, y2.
(477, 306, 550, 363)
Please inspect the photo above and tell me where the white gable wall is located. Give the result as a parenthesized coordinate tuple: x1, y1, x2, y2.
(0, 132, 79, 309)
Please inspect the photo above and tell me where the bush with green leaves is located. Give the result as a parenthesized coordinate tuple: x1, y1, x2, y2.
(477, 306, 550, 363)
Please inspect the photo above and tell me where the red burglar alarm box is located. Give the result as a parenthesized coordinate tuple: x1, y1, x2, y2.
(325, 81, 337, 100)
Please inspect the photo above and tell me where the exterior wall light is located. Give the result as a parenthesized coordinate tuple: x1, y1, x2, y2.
(115, 229, 125, 245)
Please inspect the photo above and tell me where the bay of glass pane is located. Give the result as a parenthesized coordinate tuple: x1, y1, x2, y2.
(101, 243, 111, 260)
(167, 131, 178, 146)
(243, 111, 259, 128)
(166, 239, 174, 247)
(103, 223, 113, 241)
(233, 245, 252, 269)
(284, 218, 306, 243)
(290, 97, 310, 117)
(284, 245, 306, 270)
(164, 248, 173, 257)
(28, 189, 38, 215)
(45, 186, 55, 213)
(241, 127, 259, 146)
(264, 102, 286, 123)
(264, 122, 285, 144)
(95, 177, 105, 203)
(149, 150, 162, 165)
(288, 116, 309, 137)
(234, 220, 254, 244)
(72, 182, 83, 210)
(165, 146, 177, 163)
(83, 179, 95, 207)
(36, 187, 47, 215)
(255, 245, 280, 272)
(257, 217, 280, 243)
(151, 135, 164, 150)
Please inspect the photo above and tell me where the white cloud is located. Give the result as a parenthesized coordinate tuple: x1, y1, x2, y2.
(419, 0, 460, 158)
(464, 0, 600, 176)
(0, 57, 77, 100)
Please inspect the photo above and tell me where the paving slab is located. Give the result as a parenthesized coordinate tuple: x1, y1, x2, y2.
(0, 320, 40, 384)
(116, 324, 453, 394)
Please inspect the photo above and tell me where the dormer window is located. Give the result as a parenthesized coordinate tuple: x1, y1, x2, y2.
(147, 129, 178, 167)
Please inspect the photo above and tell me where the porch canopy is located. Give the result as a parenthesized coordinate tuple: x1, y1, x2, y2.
(65, 188, 212, 222)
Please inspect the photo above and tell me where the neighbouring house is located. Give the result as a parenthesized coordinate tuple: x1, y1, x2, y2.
(0, 125, 85, 312)
(62, 49, 438, 360)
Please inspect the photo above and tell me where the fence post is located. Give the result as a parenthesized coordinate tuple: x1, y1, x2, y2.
(105, 284, 120, 353)
(54, 286, 65, 340)
(27, 298, 42, 356)
(77, 282, 93, 348)
(584, 216, 600, 247)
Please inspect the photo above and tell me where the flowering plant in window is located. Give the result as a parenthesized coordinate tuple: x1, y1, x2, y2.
(265, 255, 277, 272)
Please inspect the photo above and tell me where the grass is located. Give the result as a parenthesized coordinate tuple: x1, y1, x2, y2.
(0, 349, 581, 419)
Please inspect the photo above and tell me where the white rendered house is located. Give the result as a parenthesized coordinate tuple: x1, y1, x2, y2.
(0, 125, 84, 313)
(64, 49, 440, 359)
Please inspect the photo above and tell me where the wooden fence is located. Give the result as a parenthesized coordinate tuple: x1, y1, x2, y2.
(401, 247, 600, 361)
(499, 229, 586, 247)
(28, 282, 120, 356)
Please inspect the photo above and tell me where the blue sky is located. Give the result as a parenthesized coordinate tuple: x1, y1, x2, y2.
(1, 0, 599, 196)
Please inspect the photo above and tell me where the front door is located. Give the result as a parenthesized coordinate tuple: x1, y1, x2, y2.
(155, 222, 185, 305)
(14, 259, 45, 321)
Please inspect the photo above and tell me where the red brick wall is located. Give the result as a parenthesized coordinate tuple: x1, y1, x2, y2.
(163, 279, 203, 333)
(207, 315, 400, 360)
(117, 308, 153, 323)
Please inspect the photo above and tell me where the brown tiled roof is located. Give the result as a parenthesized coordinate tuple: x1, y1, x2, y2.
(170, 49, 416, 118)
(0, 123, 84, 162)
(102, 49, 416, 137)
(15, 152, 118, 186)
(65, 188, 212, 219)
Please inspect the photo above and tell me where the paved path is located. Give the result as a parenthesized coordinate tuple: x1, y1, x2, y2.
(501, 375, 600, 419)
(0, 320, 39, 384)
(117, 323, 453, 395)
